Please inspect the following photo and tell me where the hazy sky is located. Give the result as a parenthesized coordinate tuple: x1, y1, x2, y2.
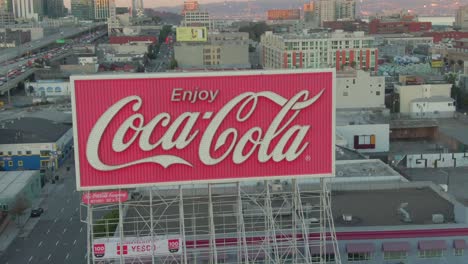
(63, 0, 247, 9)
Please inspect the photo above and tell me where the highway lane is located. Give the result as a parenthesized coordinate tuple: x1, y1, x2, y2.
(0, 24, 104, 63)
(0, 161, 88, 264)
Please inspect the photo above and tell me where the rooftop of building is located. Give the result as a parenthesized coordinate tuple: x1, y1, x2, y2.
(411, 96, 455, 103)
(262, 30, 372, 40)
(0, 171, 38, 201)
(401, 167, 468, 205)
(0, 117, 71, 144)
(336, 109, 389, 126)
(121, 182, 456, 239)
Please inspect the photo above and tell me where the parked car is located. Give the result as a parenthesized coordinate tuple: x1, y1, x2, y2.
(30, 208, 44, 217)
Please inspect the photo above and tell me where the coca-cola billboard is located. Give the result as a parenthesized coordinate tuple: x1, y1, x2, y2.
(71, 70, 335, 190)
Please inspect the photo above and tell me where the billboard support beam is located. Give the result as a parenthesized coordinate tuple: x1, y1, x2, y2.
(265, 180, 280, 263)
(294, 179, 312, 264)
(208, 184, 218, 264)
(150, 189, 155, 264)
(179, 185, 188, 264)
(119, 191, 124, 264)
(236, 182, 249, 264)
(86, 200, 92, 264)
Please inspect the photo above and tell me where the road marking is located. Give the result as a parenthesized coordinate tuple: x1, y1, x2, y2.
(60, 207, 64, 213)
(38, 241, 42, 247)
(63, 228, 67, 234)
(66, 253, 69, 260)
(56, 240, 59, 246)
(28, 256, 33, 263)
(80, 227, 83, 233)
(75, 208, 78, 212)
(73, 239, 77, 245)
(46, 229, 50, 234)
(47, 254, 51, 260)
(67, 199, 70, 203)
(69, 217, 73, 222)
(54, 218, 57, 223)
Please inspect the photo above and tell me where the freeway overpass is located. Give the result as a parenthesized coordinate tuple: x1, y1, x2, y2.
(0, 51, 73, 96)
(0, 23, 106, 63)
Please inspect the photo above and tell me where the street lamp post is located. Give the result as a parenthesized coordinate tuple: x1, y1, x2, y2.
(439, 169, 449, 192)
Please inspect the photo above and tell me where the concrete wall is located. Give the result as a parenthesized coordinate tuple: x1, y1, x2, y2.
(336, 124, 390, 153)
(396, 84, 452, 113)
(406, 152, 468, 168)
(174, 45, 204, 67)
(337, 71, 385, 109)
(24, 81, 70, 97)
(219, 44, 249, 65)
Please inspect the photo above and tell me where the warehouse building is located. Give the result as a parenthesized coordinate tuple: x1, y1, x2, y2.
(0, 117, 73, 172)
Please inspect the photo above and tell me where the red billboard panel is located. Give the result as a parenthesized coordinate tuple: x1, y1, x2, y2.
(71, 70, 335, 190)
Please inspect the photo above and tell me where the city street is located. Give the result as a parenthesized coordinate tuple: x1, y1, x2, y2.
(0, 160, 88, 264)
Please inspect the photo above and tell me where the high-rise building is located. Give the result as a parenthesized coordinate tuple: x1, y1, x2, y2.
(316, 0, 356, 25)
(182, 0, 199, 15)
(0, 0, 14, 25)
(94, 0, 109, 20)
(71, 0, 94, 20)
(336, 0, 355, 20)
(181, 9, 213, 30)
(32, 0, 43, 18)
(455, 5, 468, 30)
(12, 0, 38, 20)
(44, 0, 65, 18)
(131, 0, 143, 17)
(316, 0, 336, 25)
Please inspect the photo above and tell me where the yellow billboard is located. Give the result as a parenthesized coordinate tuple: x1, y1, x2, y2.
(431, 60, 443, 68)
(176, 27, 207, 42)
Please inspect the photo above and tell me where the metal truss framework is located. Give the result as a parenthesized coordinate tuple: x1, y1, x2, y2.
(82, 179, 341, 264)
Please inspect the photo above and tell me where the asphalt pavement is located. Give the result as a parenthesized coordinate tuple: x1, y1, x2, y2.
(0, 158, 88, 264)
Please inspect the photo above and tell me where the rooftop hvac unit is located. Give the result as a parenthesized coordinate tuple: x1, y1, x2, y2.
(271, 183, 283, 192)
(342, 214, 353, 222)
(432, 214, 444, 224)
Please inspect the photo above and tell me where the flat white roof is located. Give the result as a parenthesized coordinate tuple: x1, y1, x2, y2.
(0, 171, 38, 200)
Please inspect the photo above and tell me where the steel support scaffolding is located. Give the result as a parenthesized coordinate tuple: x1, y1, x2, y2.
(82, 179, 341, 264)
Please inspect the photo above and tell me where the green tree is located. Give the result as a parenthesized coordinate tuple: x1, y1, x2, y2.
(239, 22, 271, 42)
(170, 59, 178, 69)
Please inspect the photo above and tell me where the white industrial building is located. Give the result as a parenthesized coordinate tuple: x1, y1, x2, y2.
(336, 70, 385, 109)
(336, 111, 390, 153)
(395, 83, 454, 118)
(24, 80, 70, 97)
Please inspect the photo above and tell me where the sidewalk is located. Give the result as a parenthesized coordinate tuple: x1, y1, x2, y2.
(0, 156, 74, 254)
(0, 219, 19, 253)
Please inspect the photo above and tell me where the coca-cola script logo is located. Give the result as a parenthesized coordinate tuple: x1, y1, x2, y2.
(86, 90, 324, 171)
(73, 72, 334, 188)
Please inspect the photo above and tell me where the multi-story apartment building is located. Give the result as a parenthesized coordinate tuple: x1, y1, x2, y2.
(94, 0, 109, 20)
(174, 32, 250, 69)
(181, 9, 213, 30)
(455, 5, 468, 30)
(260, 30, 378, 72)
(182, 0, 198, 15)
(12, 0, 37, 20)
(71, 0, 94, 20)
(316, 0, 356, 26)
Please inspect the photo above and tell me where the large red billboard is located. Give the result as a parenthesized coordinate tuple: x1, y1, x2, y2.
(71, 70, 335, 190)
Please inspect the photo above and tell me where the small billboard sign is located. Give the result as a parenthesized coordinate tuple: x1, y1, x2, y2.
(176, 27, 207, 42)
(81, 190, 128, 204)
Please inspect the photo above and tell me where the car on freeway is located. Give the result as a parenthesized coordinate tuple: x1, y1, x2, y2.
(30, 208, 44, 217)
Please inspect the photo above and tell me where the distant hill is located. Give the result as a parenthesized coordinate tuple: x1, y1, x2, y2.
(155, 0, 462, 18)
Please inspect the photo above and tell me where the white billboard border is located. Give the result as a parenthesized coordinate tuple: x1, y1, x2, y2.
(71, 69, 336, 191)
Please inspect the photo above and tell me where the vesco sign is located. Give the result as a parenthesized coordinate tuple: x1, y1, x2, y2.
(71, 70, 335, 190)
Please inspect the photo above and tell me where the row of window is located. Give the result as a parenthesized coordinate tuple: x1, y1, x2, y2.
(35, 87, 64, 93)
(0, 160, 23, 167)
(0, 150, 50, 156)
